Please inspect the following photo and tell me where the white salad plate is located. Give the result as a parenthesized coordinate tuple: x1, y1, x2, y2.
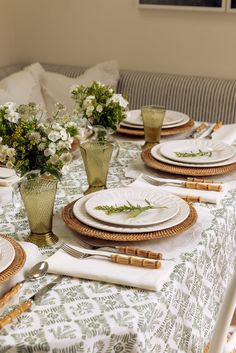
(122, 110, 189, 129)
(159, 140, 235, 164)
(0, 167, 16, 179)
(85, 188, 179, 227)
(0, 236, 15, 273)
(151, 143, 236, 168)
(73, 188, 190, 234)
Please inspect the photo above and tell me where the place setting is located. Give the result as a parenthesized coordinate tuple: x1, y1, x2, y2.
(117, 108, 194, 137)
(141, 139, 236, 177)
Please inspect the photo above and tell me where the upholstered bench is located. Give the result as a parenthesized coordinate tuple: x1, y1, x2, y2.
(0, 63, 236, 124)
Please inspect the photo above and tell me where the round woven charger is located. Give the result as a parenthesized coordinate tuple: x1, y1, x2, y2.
(117, 119, 194, 137)
(62, 200, 197, 242)
(0, 234, 26, 283)
(141, 147, 236, 176)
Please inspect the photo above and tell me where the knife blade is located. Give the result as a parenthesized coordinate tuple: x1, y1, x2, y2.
(0, 277, 60, 329)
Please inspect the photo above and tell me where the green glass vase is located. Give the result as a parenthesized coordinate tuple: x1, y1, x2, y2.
(19, 171, 58, 247)
(80, 126, 117, 195)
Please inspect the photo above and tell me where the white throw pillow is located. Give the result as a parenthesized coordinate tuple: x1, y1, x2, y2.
(24, 61, 120, 115)
(0, 69, 46, 109)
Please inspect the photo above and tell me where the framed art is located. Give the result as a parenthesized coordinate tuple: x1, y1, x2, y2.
(137, 0, 226, 11)
(226, 0, 236, 11)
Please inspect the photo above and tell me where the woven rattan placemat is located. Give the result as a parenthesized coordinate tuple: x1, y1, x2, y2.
(62, 200, 197, 242)
(0, 234, 26, 283)
(141, 146, 236, 176)
(117, 119, 194, 137)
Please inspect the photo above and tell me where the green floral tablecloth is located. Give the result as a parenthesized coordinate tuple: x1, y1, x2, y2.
(0, 141, 236, 353)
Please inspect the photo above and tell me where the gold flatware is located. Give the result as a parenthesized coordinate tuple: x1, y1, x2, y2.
(187, 122, 208, 139)
(0, 277, 60, 329)
(0, 261, 48, 309)
(74, 236, 163, 260)
(61, 243, 162, 269)
(187, 177, 223, 184)
(204, 121, 223, 139)
(142, 174, 222, 192)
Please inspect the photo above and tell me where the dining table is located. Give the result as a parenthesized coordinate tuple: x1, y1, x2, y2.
(0, 127, 236, 353)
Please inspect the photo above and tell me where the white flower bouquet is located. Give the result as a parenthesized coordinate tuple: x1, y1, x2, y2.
(71, 81, 128, 131)
(0, 102, 79, 179)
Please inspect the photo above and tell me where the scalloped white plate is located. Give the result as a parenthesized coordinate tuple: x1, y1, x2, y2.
(85, 188, 179, 227)
(73, 188, 190, 234)
(0, 167, 16, 179)
(0, 236, 15, 273)
(151, 143, 236, 168)
(160, 140, 235, 164)
(122, 110, 190, 129)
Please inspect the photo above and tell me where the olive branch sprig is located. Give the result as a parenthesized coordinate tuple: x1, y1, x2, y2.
(95, 199, 167, 218)
(175, 149, 213, 158)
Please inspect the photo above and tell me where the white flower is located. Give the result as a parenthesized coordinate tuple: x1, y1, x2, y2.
(83, 96, 95, 109)
(86, 106, 94, 117)
(44, 148, 53, 157)
(6, 148, 15, 157)
(60, 152, 72, 164)
(28, 132, 41, 144)
(52, 123, 62, 131)
(6, 161, 14, 169)
(0, 137, 2, 143)
(60, 129, 68, 141)
(38, 142, 46, 151)
(48, 130, 61, 142)
(110, 94, 128, 108)
(96, 105, 103, 113)
(49, 155, 59, 165)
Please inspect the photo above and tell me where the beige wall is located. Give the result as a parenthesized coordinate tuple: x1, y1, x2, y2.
(1, 0, 236, 79)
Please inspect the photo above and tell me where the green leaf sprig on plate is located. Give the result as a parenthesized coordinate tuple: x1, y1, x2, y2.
(175, 149, 213, 158)
(95, 199, 167, 219)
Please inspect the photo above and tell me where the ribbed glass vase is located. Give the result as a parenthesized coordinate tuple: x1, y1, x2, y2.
(19, 171, 58, 247)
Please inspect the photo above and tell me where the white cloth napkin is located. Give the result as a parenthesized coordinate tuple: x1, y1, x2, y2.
(125, 157, 227, 204)
(47, 205, 209, 291)
(212, 124, 236, 144)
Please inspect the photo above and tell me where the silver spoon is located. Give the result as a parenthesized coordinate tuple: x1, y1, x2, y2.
(0, 261, 48, 308)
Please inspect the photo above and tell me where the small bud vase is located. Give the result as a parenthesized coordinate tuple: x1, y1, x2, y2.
(19, 171, 58, 247)
(80, 126, 118, 195)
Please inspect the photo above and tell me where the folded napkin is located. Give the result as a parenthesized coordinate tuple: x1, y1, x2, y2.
(212, 124, 236, 144)
(47, 207, 208, 291)
(125, 156, 227, 204)
(47, 248, 175, 291)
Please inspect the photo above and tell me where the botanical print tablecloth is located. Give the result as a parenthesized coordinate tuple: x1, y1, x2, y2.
(0, 141, 236, 353)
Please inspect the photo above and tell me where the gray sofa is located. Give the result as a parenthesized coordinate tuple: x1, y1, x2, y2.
(1, 63, 236, 124)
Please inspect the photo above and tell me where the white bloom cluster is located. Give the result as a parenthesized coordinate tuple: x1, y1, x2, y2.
(0, 144, 15, 168)
(0, 102, 20, 124)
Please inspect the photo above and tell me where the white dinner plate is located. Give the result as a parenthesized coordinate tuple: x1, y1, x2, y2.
(73, 187, 190, 234)
(0, 167, 16, 179)
(160, 140, 235, 164)
(151, 143, 236, 168)
(0, 237, 15, 273)
(85, 188, 179, 227)
(122, 110, 190, 129)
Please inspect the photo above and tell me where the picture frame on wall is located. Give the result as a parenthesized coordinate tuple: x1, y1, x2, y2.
(226, 0, 236, 11)
(137, 0, 226, 11)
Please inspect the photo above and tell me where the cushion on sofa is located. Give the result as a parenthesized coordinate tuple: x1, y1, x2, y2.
(0, 69, 46, 108)
(25, 61, 120, 115)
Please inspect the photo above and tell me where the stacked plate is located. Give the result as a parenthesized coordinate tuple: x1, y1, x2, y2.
(151, 140, 236, 169)
(0, 234, 26, 283)
(120, 109, 191, 131)
(71, 187, 193, 241)
(140, 139, 236, 177)
(0, 167, 19, 187)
